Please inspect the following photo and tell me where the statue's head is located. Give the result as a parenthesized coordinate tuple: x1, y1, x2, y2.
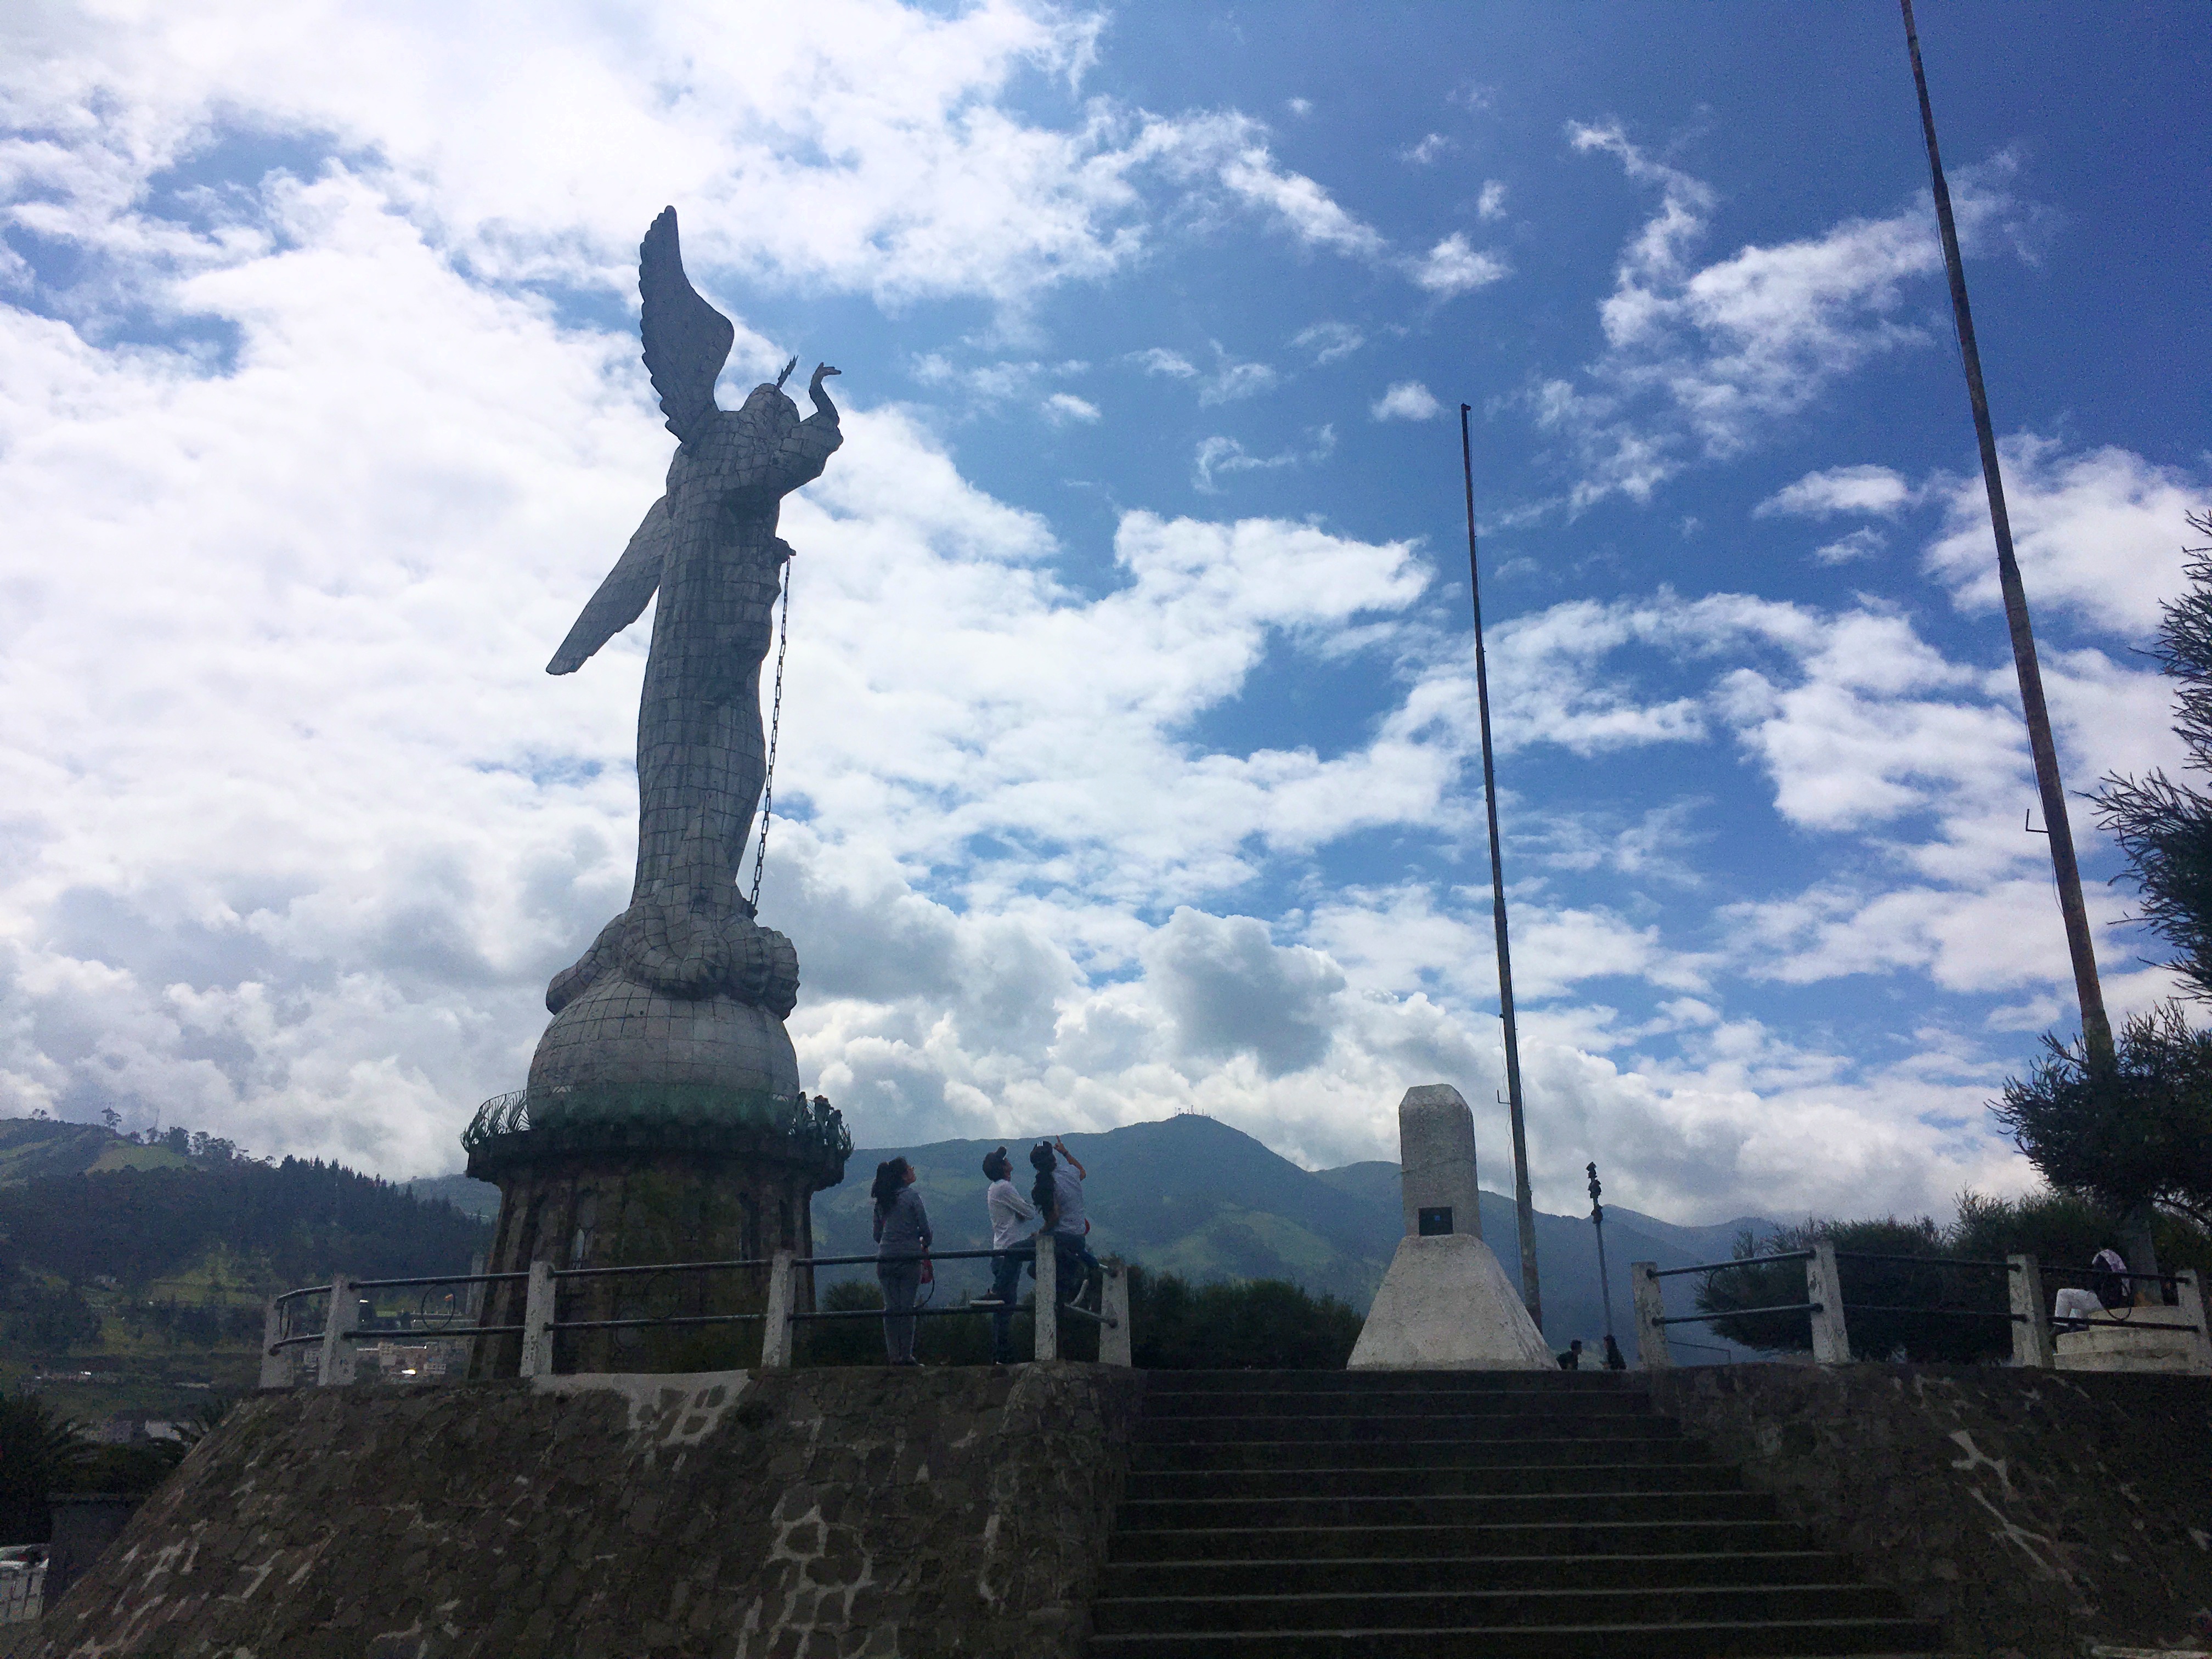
(737, 381, 800, 442)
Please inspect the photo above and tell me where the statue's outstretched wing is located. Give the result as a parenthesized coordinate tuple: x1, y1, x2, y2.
(639, 206, 733, 445)
(548, 497, 671, 674)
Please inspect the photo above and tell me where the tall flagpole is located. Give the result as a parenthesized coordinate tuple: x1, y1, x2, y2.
(1899, 2, 2150, 1283)
(1462, 402, 1542, 1330)
(1898, 0, 2112, 1071)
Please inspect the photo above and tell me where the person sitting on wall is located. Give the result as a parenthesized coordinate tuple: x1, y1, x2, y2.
(978, 1147, 1036, 1365)
(2052, 1245, 2131, 1331)
(1602, 1334, 1628, 1371)
(1029, 1140, 1098, 1308)
(1556, 1339, 1583, 1370)
(871, 1158, 932, 1367)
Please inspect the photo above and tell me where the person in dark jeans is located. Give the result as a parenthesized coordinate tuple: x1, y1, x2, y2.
(871, 1158, 931, 1366)
(1029, 1140, 1098, 1309)
(980, 1147, 1036, 1364)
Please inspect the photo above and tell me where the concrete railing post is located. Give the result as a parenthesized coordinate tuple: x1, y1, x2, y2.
(462, 1251, 488, 1379)
(260, 1297, 292, 1389)
(2174, 1269, 2212, 1375)
(2008, 1254, 2053, 1368)
(1630, 1263, 1669, 1369)
(1807, 1240, 1851, 1365)
(1034, 1233, 1058, 1362)
(1099, 1258, 1131, 1367)
(759, 1249, 795, 1369)
(318, 1274, 358, 1387)
(518, 1260, 556, 1380)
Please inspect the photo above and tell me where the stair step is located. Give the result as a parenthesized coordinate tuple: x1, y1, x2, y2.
(1086, 1618, 1948, 1658)
(1116, 1491, 1775, 1530)
(1094, 1584, 1908, 1635)
(1133, 1438, 1718, 1472)
(1138, 1414, 1679, 1444)
(1147, 1392, 1654, 1418)
(1128, 1464, 1742, 1499)
(1108, 1520, 1822, 1562)
(1144, 1372, 1642, 1395)
(1103, 1551, 1865, 1596)
(1098, 1372, 1942, 1657)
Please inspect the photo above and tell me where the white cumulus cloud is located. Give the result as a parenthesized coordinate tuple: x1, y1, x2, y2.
(1543, 123, 2038, 507)
(1410, 232, 1510, 297)
(1291, 321, 1364, 364)
(1042, 392, 1100, 424)
(1757, 465, 1915, 518)
(1370, 380, 1443, 421)
(1923, 436, 2205, 634)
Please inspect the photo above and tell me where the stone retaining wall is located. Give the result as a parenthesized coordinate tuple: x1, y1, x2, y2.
(1651, 1363, 2212, 1658)
(29, 1363, 1144, 1659)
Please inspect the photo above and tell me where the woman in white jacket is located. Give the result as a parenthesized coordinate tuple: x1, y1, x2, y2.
(980, 1148, 1036, 1364)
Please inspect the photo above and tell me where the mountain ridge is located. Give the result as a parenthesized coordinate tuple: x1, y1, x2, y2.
(813, 1114, 1776, 1359)
(9, 1112, 1776, 1365)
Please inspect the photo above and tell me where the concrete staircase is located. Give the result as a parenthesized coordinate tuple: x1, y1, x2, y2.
(1091, 1370, 1945, 1658)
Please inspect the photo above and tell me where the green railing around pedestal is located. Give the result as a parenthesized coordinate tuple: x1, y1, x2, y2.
(461, 1083, 853, 1179)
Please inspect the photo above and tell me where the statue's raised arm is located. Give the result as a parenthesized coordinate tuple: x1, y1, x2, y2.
(639, 206, 733, 445)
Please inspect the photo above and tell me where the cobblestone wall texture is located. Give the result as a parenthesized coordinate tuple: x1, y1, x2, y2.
(1651, 1363, 2212, 1658)
(28, 1363, 1144, 1659)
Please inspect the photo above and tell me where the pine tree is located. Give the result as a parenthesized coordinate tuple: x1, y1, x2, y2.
(1993, 1003, 2212, 1232)
(1995, 511, 2212, 1244)
(2096, 511, 2212, 999)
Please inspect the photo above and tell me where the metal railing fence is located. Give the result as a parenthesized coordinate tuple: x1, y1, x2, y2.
(262, 1233, 1127, 1387)
(1630, 1240, 2211, 1372)
(0, 1554, 43, 1625)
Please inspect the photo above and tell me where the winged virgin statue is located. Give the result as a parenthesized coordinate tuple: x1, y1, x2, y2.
(542, 206, 839, 1019)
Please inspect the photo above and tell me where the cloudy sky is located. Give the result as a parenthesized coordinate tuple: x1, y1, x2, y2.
(3, 1, 2206, 1223)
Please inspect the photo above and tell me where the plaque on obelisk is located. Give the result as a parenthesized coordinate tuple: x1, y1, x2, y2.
(1348, 1084, 1551, 1369)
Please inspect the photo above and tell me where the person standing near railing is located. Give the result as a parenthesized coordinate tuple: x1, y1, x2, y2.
(980, 1148, 1036, 1364)
(2053, 1245, 2130, 1331)
(1030, 1139, 1098, 1308)
(871, 1159, 932, 1367)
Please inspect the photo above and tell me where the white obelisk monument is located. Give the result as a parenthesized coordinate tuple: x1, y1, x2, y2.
(1348, 1084, 1552, 1369)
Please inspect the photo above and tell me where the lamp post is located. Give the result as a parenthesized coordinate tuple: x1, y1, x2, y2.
(1588, 1161, 1616, 1348)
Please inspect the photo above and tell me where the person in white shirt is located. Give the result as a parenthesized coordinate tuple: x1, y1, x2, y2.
(2054, 1245, 2131, 1330)
(980, 1147, 1036, 1364)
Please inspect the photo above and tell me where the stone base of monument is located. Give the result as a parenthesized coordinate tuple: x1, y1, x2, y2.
(1347, 1233, 1555, 1370)
(461, 968, 851, 1380)
(2055, 1312, 2211, 1375)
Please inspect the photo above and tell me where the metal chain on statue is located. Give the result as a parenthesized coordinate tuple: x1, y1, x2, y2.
(748, 561, 793, 912)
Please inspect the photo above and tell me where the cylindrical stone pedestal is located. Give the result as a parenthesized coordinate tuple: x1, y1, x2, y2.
(464, 985, 850, 1378)
(470, 1143, 831, 1376)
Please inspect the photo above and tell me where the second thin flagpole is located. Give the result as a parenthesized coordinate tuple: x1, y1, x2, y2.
(1462, 402, 1542, 1331)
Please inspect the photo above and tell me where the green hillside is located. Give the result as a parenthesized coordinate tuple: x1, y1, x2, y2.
(0, 1118, 194, 1184)
(402, 1172, 503, 1220)
(1310, 1159, 1401, 1212)
(0, 1117, 493, 1419)
(13, 1105, 1774, 1398)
